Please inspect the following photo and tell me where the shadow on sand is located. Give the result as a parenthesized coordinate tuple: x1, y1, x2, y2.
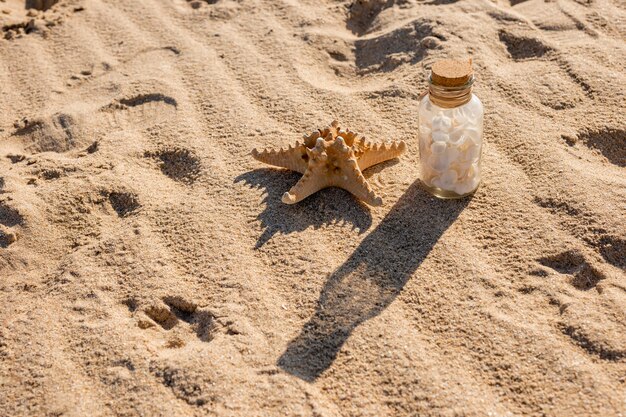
(277, 179, 470, 381)
(235, 169, 374, 248)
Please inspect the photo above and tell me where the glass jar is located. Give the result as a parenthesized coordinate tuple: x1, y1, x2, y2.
(418, 60, 483, 199)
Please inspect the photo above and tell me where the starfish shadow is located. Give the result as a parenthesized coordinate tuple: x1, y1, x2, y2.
(277, 179, 470, 381)
(362, 158, 400, 178)
(235, 168, 374, 248)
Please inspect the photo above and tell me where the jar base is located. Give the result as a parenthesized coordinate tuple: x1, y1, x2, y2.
(421, 181, 479, 199)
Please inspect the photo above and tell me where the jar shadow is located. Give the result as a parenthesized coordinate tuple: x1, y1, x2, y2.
(277, 179, 471, 381)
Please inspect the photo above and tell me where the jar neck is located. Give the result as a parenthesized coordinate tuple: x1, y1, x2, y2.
(428, 75, 474, 109)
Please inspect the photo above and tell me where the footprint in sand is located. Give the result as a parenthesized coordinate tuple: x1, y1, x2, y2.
(496, 0, 626, 111)
(186, 0, 218, 8)
(534, 196, 625, 271)
(144, 147, 201, 185)
(531, 249, 626, 362)
(498, 30, 552, 60)
(496, 29, 590, 109)
(0, 201, 24, 229)
(554, 284, 626, 363)
(106, 190, 141, 218)
(354, 19, 445, 75)
(562, 127, 626, 168)
(65, 63, 111, 89)
(301, 0, 448, 79)
(148, 359, 211, 406)
(510, 0, 624, 39)
(1, 0, 83, 40)
(100, 93, 178, 132)
(0, 201, 23, 248)
(10, 113, 82, 154)
(537, 250, 606, 291)
(65, 48, 178, 91)
(346, 0, 395, 36)
(596, 235, 626, 270)
(6, 111, 92, 159)
(127, 296, 218, 348)
(4, 92, 178, 159)
(558, 321, 625, 362)
(174, 0, 237, 19)
(25, 0, 60, 11)
(346, 2, 446, 75)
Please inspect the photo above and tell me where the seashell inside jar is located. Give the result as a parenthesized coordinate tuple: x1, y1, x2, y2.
(419, 59, 483, 199)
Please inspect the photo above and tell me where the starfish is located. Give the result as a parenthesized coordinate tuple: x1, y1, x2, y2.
(252, 121, 406, 206)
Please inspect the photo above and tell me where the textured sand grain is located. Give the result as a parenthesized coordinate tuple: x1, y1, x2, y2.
(0, 0, 625, 416)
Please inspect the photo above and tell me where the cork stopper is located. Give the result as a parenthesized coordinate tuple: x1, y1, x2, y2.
(431, 59, 473, 87)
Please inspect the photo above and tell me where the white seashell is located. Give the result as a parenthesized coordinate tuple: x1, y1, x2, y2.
(449, 130, 469, 147)
(432, 115, 452, 132)
(439, 169, 458, 190)
(453, 112, 470, 127)
(434, 146, 460, 171)
(431, 176, 443, 189)
(454, 175, 480, 195)
(428, 155, 448, 172)
(429, 154, 448, 171)
(432, 131, 449, 143)
(467, 105, 483, 122)
(443, 146, 460, 162)
(464, 126, 482, 144)
(469, 162, 481, 180)
(431, 142, 447, 155)
(453, 159, 474, 176)
(453, 182, 471, 195)
(460, 143, 481, 163)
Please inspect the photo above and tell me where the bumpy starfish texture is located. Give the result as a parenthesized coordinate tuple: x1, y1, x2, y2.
(252, 121, 407, 206)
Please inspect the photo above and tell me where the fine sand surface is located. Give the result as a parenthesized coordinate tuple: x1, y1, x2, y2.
(1, 0, 625, 415)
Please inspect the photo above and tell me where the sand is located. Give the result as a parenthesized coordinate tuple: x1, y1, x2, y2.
(0, 0, 625, 415)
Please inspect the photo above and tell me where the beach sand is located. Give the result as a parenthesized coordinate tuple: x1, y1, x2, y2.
(0, 0, 625, 415)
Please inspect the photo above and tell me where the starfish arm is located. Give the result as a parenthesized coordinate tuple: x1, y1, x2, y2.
(282, 167, 329, 204)
(337, 130, 358, 147)
(357, 140, 407, 171)
(302, 131, 321, 149)
(251, 143, 308, 174)
(334, 159, 383, 206)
